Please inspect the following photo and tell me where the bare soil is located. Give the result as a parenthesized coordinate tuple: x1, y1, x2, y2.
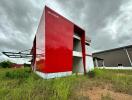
(86, 87, 132, 100)
(76, 85, 132, 100)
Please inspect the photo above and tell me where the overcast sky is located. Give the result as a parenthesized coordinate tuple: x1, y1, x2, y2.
(0, 0, 132, 62)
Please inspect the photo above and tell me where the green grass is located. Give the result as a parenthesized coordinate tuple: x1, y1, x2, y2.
(0, 68, 132, 100)
(94, 69, 132, 94)
(0, 68, 78, 100)
(101, 94, 114, 100)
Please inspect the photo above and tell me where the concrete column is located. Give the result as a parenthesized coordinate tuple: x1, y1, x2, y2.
(102, 60, 105, 68)
(124, 48, 132, 66)
(95, 58, 98, 67)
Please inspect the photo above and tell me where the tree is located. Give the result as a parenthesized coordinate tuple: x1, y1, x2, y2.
(0, 61, 13, 68)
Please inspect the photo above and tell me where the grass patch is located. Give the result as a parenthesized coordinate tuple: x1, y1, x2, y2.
(5, 68, 31, 79)
(94, 68, 132, 94)
(101, 93, 114, 100)
(0, 68, 132, 99)
(0, 68, 77, 100)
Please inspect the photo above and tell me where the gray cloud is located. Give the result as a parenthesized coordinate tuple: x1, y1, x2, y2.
(0, 0, 132, 62)
(93, 0, 132, 51)
(57, 0, 132, 52)
(0, 0, 44, 52)
(0, 0, 44, 62)
(56, 0, 122, 33)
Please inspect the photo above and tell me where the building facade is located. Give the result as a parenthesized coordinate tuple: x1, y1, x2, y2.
(31, 6, 94, 79)
(93, 45, 132, 67)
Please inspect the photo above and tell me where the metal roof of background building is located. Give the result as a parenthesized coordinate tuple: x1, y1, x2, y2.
(93, 45, 132, 54)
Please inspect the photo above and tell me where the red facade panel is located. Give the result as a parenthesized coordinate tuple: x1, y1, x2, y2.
(44, 7, 74, 73)
(81, 32, 86, 74)
(34, 6, 86, 74)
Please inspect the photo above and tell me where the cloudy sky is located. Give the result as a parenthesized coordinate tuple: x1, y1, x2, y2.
(0, 0, 132, 62)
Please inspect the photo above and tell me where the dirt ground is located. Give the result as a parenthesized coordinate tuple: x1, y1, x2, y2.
(76, 85, 132, 100)
(85, 87, 132, 100)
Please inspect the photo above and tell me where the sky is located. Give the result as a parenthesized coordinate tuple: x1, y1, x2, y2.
(0, 0, 132, 62)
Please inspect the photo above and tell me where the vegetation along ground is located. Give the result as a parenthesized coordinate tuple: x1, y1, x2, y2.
(0, 67, 132, 100)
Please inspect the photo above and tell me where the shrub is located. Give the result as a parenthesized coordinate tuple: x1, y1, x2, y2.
(24, 63, 31, 67)
(87, 70, 95, 78)
(5, 68, 31, 79)
(0, 61, 13, 68)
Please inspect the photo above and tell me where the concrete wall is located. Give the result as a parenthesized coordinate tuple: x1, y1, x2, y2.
(72, 57, 84, 73)
(73, 38, 82, 52)
(93, 47, 132, 67)
(85, 45, 94, 71)
(86, 56, 94, 71)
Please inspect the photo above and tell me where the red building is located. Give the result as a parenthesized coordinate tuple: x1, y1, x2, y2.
(32, 6, 94, 79)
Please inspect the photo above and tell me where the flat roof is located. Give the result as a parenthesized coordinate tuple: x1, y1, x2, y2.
(45, 6, 85, 31)
(93, 44, 132, 54)
(46, 6, 91, 45)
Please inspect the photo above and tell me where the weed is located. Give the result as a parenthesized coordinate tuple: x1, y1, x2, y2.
(101, 93, 114, 100)
(87, 70, 95, 78)
(0, 68, 132, 99)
